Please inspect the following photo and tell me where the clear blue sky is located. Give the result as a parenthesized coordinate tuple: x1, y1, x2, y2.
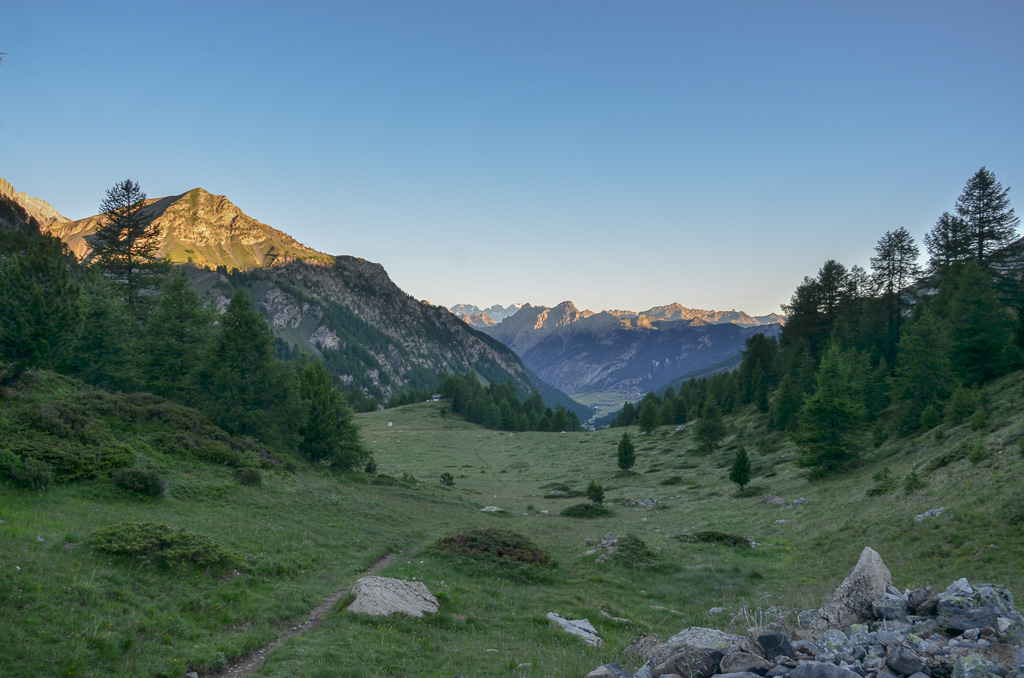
(3, 1, 1022, 315)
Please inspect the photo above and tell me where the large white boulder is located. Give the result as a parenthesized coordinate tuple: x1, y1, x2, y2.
(346, 576, 439, 618)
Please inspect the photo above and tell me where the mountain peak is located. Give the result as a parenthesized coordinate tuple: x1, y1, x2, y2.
(38, 185, 332, 271)
(0, 177, 69, 228)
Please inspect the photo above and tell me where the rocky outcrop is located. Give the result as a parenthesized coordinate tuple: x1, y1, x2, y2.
(345, 576, 438, 618)
(810, 547, 893, 633)
(589, 548, 1024, 678)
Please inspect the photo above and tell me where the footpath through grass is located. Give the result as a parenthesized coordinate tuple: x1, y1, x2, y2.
(2, 371, 1023, 677)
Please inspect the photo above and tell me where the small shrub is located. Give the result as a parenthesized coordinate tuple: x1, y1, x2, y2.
(967, 442, 989, 465)
(970, 408, 988, 431)
(233, 467, 262, 486)
(918, 405, 941, 431)
(586, 480, 605, 504)
(112, 468, 165, 497)
(1019, 438, 1024, 459)
(678, 530, 750, 547)
(866, 467, 898, 496)
(440, 472, 454, 486)
(0, 450, 53, 490)
(660, 475, 684, 486)
(86, 521, 234, 569)
(364, 458, 377, 474)
(561, 503, 614, 518)
(947, 385, 980, 423)
(429, 528, 555, 581)
(1000, 487, 1024, 525)
(611, 533, 658, 567)
(903, 470, 925, 493)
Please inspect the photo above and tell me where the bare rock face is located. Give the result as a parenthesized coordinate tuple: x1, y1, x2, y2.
(345, 576, 438, 618)
(810, 547, 893, 633)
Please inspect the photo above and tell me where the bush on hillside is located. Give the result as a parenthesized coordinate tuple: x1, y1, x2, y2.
(87, 521, 234, 569)
(561, 503, 614, 518)
(586, 480, 605, 503)
(0, 449, 53, 490)
(430, 527, 555, 581)
(610, 533, 658, 567)
(233, 467, 262, 486)
(112, 467, 165, 497)
(677, 530, 751, 547)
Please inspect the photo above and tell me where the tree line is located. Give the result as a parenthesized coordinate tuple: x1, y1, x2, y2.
(435, 372, 582, 432)
(610, 167, 1024, 476)
(0, 180, 369, 470)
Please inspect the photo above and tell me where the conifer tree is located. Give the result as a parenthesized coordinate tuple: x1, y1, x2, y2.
(142, 273, 214, 401)
(925, 212, 971, 278)
(298, 360, 366, 469)
(617, 432, 636, 471)
(870, 227, 920, 361)
(637, 398, 658, 434)
(729, 444, 751, 490)
(202, 289, 298, 447)
(0, 234, 80, 382)
(954, 167, 1019, 265)
(941, 261, 1018, 384)
(794, 345, 865, 476)
(889, 311, 955, 433)
(72, 271, 138, 391)
(550, 405, 569, 432)
(91, 180, 169, 316)
(694, 401, 726, 453)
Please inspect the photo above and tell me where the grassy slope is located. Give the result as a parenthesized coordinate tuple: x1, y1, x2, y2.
(2, 371, 1023, 677)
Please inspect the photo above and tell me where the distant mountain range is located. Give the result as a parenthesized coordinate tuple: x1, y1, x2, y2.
(451, 300, 783, 328)
(461, 301, 783, 396)
(2, 178, 587, 418)
(450, 303, 525, 324)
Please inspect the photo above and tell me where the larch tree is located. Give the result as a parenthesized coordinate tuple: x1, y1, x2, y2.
(91, 179, 168, 316)
(870, 227, 920, 362)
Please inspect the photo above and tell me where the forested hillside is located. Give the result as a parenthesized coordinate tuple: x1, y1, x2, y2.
(609, 167, 1024, 477)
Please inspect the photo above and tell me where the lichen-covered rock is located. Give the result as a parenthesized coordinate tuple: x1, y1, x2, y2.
(790, 661, 864, 678)
(346, 577, 438, 618)
(938, 581, 1024, 634)
(953, 653, 1007, 678)
(811, 547, 893, 633)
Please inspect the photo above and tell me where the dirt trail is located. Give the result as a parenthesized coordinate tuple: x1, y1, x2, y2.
(210, 553, 397, 678)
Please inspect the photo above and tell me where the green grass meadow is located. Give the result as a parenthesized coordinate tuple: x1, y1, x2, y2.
(3, 371, 1024, 677)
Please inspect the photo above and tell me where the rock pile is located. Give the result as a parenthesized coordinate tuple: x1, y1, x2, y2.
(588, 547, 1024, 678)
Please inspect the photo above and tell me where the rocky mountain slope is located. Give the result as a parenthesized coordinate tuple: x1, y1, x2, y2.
(0, 178, 69, 230)
(480, 301, 782, 395)
(4, 179, 586, 415)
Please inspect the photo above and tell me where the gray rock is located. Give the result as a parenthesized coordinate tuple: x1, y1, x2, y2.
(767, 667, 791, 677)
(908, 588, 940, 616)
(793, 641, 822, 657)
(939, 582, 1024, 634)
(909, 673, 932, 678)
(878, 668, 902, 678)
(624, 633, 662, 660)
(812, 548, 894, 633)
(886, 646, 928, 676)
(875, 594, 909, 621)
(346, 577, 439, 618)
(720, 651, 774, 674)
(546, 612, 603, 647)
(790, 661, 863, 678)
(586, 663, 632, 677)
(759, 633, 796, 659)
(649, 647, 722, 678)
(718, 673, 768, 678)
(801, 610, 822, 628)
(914, 508, 944, 523)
